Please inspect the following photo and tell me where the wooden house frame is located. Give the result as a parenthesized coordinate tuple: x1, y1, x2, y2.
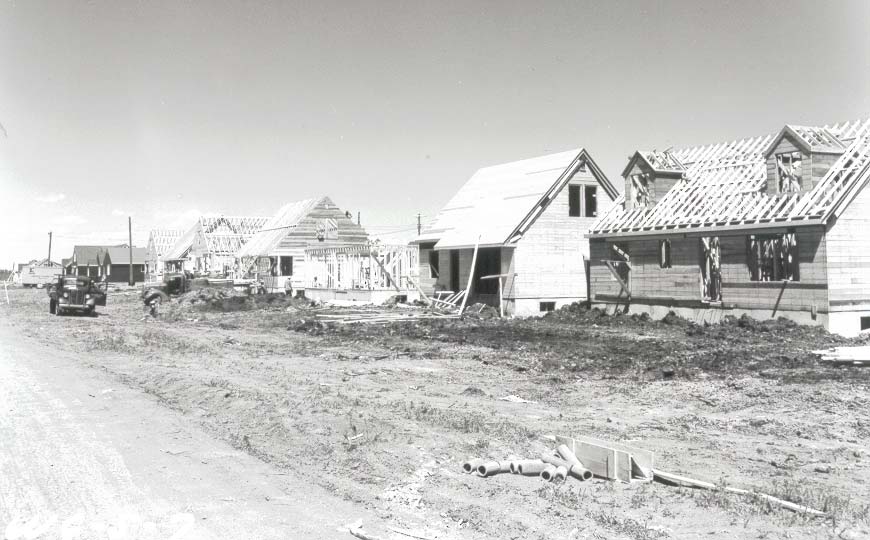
(163, 215, 268, 276)
(415, 148, 620, 316)
(587, 118, 870, 336)
(235, 196, 368, 293)
(304, 242, 420, 303)
(145, 229, 182, 280)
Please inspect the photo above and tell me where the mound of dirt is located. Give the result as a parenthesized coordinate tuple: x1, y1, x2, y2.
(166, 288, 311, 316)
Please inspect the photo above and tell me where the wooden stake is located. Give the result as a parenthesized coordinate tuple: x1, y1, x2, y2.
(128, 217, 134, 286)
(458, 236, 480, 315)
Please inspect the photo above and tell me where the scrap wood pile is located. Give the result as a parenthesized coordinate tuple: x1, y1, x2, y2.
(309, 299, 498, 325)
(314, 307, 460, 325)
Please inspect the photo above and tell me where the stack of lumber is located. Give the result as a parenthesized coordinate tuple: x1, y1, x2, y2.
(812, 346, 870, 367)
(315, 308, 459, 325)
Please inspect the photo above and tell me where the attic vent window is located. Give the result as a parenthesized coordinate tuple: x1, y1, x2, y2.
(776, 152, 802, 193)
(568, 185, 581, 217)
(584, 186, 597, 217)
(631, 174, 650, 207)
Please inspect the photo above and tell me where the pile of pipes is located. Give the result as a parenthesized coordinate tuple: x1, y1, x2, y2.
(463, 444, 593, 483)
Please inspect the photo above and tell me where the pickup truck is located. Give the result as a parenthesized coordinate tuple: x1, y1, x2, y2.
(48, 275, 107, 316)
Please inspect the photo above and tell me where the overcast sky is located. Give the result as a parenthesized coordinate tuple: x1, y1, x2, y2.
(1, 0, 869, 267)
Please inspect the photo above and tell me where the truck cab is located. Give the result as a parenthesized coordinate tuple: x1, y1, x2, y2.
(48, 275, 107, 316)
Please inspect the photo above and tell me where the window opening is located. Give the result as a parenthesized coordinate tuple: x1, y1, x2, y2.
(659, 239, 672, 268)
(568, 185, 581, 217)
(584, 186, 597, 217)
(747, 233, 798, 281)
(631, 173, 650, 207)
(539, 301, 556, 312)
(776, 152, 802, 193)
(700, 237, 721, 302)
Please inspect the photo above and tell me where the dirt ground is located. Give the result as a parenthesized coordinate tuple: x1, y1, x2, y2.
(2, 287, 869, 540)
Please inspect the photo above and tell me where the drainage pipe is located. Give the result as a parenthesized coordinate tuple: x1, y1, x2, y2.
(462, 458, 485, 473)
(540, 464, 557, 481)
(516, 460, 547, 476)
(556, 444, 594, 481)
(477, 461, 511, 477)
(541, 453, 592, 482)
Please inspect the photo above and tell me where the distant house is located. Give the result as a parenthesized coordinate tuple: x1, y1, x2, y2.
(13, 259, 61, 285)
(163, 215, 269, 275)
(588, 118, 870, 336)
(415, 149, 620, 315)
(68, 246, 113, 278)
(145, 229, 183, 278)
(101, 246, 147, 283)
(236, 196, 368, 292)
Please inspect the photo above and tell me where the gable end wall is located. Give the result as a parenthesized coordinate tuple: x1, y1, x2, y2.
(509, 167, 614, 312)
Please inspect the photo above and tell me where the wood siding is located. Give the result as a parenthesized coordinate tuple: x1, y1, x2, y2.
(826, 182, 870, 305)
(590, 228, 828, 313)
(509, 168, 612, 300)
(417, 243, 438, 293)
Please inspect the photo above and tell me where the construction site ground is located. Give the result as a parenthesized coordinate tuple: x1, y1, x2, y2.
(1, 287, 869, 540)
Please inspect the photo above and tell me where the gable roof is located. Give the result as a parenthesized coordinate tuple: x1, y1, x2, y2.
(763, 125, 847, 157)
(236, 198, 324, 258)
(418, 148, 619, 250)
(621, 150, 686, 178)
(72, 245, 118, 266)
(102, 246, 147, 265)
(590, 118, 870, 238)
(164, 215, 269, 261)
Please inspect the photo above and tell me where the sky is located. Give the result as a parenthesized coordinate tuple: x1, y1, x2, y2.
(1, 0, 869, 268)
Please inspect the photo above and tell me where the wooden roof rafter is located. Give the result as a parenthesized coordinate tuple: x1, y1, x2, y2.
(589, 118, 870, 238)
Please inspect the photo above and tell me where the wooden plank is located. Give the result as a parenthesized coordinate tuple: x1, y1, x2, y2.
(458, 236, 480, 315)
(556, 435, 654, 482)
(652, 469, 826, 516)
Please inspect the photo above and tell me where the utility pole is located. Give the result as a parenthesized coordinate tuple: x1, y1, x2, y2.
(357, 211, 361, 226)
(47, 231, 52, 265)
(417, 213, 422, 235)
(128, 217, 134, 286)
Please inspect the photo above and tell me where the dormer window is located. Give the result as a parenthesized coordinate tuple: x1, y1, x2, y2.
(776, 151, 802, 193)
(631, 174, 651, 207)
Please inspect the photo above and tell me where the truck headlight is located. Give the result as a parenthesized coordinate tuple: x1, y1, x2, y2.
(63, 292, 69, 298)
(85, 294, 91, 300)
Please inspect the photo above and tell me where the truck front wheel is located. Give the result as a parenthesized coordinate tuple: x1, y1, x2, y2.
(49, 299, 56, 314)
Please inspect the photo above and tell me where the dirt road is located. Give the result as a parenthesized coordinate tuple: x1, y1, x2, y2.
(2, 288, 869, 539)
(0, 325, 365, 540)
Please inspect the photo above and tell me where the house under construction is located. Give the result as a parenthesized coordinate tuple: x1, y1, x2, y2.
(414, 148, 619, 315)
(588, 118, 870, 336)
(145, 229, 183, 280)
(235, 196, 369, 294)
(163, 216, 268, 276)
